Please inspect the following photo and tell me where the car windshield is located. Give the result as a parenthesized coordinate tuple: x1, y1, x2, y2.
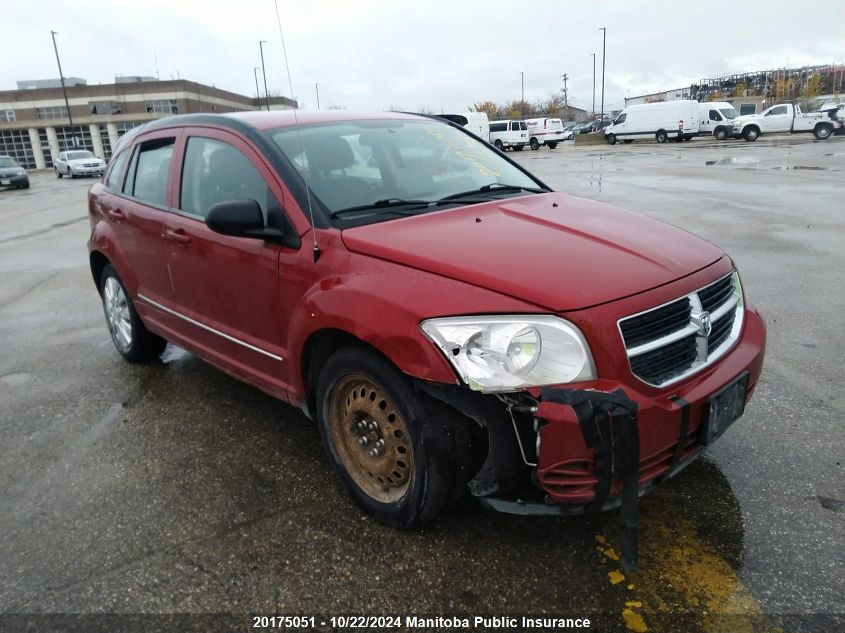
(0, 157, 18, 168)
(67, 151, 95, 160)
(719, 107, 739, 120)
(270, 119, 545, 226)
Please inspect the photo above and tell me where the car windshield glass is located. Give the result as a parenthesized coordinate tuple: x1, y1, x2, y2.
(0, 157, 17, 168)
(719, 107, 739, 120)
(269, 119, 544, 226)
(67, 151, 95, 160)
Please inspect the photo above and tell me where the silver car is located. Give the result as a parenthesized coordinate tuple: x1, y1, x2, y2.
(54, 150, 106, 179)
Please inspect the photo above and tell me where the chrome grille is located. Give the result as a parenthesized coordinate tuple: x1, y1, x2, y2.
(618, 272, 744, 387)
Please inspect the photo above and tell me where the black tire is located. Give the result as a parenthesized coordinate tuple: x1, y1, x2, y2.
(494, 139, 504, 151)
(742, 126, 759, 142)
(606, 133, 617, 145)
(99, 264, 166, 363)
(547, 141, 558, 149)
(22, 183, 29, 189)
(56, 169, 63, 179)
(623, 139, 633, 144)
(69, 168, 76, 179)
(316, 345, 470, 528)
(813, 124, 832, 140)
(714, 127, 728, 141)
(529, 137, 540, 151)
(656, 130, 668, 143)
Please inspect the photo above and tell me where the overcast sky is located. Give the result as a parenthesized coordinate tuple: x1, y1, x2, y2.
(3, 0, 844, 113)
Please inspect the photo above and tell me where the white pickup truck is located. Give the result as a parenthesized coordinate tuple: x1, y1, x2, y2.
(732, 103, 836, 141)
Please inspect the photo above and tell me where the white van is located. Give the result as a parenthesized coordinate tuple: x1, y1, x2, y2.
(489, 120, 529, 151)
(525, 118, 566, 150)
(604, 101, 700, 144)
(698, 101, 739, 140)
(437, 112, 491, 141)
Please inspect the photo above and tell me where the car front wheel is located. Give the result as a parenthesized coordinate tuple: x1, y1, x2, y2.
(100, 265, 166, 362)
(316, 346, 471, 528)
(56, 168, 63, 179)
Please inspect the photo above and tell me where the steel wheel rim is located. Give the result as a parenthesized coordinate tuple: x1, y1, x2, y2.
(327, 375, 413, 503)
(103, 277, 132, 352)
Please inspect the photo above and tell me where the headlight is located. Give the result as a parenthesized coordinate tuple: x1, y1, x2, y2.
(420, 315, 596, 392)
(730, 270, 744, 308)
(17, 170, 25, 176)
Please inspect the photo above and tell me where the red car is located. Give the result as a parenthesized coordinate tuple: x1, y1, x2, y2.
(88, 111, 765, 565)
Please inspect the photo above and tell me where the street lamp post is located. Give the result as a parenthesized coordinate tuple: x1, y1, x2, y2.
(259, 40, 271, 111)
(599, 27, 606, 121)
(520, 71, 525, 116)
(50, 30, 76, 147)
(589, 53, 596, 118)
(253, 67, 261, 108)
(315, 83, 320, 110)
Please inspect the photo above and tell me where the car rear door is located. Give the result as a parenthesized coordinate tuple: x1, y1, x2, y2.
(162, 127, 296, 392)
(101, 129, 181, 308)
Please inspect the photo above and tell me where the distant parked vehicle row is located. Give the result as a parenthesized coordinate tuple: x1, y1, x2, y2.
(0, 155, 29, 190)
(55, 150, 107, 179)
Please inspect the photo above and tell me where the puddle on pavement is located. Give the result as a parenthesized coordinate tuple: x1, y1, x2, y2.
(705, 157, 829, 171)
(0, 371, 32, 386)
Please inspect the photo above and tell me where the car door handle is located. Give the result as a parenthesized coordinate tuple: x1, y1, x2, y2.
(106, 208, 125, 221)
(165, 228, 192, 245)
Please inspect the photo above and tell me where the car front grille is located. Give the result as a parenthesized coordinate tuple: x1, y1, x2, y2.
(618, 272, 744, 387)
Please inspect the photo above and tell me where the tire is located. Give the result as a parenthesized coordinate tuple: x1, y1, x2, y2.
(623, 139, 633, 144)
(656, 130, 668, 143)
(69, 168, 76, 179)
(742, 126, 759, 142)
(316, 345, 470, 528)
(529, 137, 540, 151)
(99, 265, 166, 363)
(813, 124, 832, 140)
(22, 183, 29, 189)
(606, 133, 617, 145)
(714, 128, 728, 141)
(56, 169, 63, 179)
(494, 139, 504, 151)
(547, 142, 558, 149)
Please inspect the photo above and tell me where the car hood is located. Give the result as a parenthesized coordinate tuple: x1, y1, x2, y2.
(0, 167, 23, 176)
(67, 158, 103, 165)
(340, 193, 724, 312)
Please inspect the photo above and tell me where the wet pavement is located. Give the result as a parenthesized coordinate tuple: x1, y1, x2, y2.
(1, 136, 843, 632)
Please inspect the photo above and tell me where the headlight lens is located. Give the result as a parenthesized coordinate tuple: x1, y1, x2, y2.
(730, 270, 744, 308)
(420, 315, 596, 392)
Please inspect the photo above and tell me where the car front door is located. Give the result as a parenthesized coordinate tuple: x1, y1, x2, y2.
(762, 105, 791, 133)
(163, 128, 298, 393)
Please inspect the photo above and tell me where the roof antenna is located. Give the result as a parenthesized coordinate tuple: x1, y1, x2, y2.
(274, 0, 320, 262)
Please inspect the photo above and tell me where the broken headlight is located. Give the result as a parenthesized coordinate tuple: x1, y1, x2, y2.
(420, 315, 596, 392)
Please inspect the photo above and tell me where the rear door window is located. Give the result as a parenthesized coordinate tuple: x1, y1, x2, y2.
(123, 138, 175, 207)
(105, 151, 128, 191)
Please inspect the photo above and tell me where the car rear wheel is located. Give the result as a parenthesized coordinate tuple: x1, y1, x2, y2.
(655, 130, 668, 143)
(316, 346, 471, 528)
(494, 139, 504, 151)
(813, 124, 832, 140)
(547, 141, 558, 149)
(606, 133, 617, 145)
(529, 137, 540, 151)
(100, 265, 166, 363)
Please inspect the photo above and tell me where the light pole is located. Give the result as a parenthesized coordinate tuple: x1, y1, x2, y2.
(253, 67, 261, 108)
(315, 83, 320, 110)
(599, 27, 606, 121)
(520, 71, 525, 116)
(259, 40, 271, 111)
(589, 53, 596, 118)
(50, 30, 75, 147)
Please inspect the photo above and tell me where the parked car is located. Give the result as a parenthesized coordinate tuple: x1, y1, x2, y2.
(489, 120, 529, 150)
(437, 112, 490, 141)
(815, 102, 843, 136)
(731, 103, 835, 141)
(561, 125, 577, 140)
(0, 155, 29, 190)
(605, 101, 700, 145)
(55, 150, 107, 178)
(525, 117, 566, 150)
(88, 112, 765, 557)
(698, 101, 739, 140)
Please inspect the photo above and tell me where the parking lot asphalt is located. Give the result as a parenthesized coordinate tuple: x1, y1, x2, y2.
(1, 136, 843, 633)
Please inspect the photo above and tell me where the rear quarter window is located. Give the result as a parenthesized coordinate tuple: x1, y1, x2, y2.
(123, 138, 175, 207)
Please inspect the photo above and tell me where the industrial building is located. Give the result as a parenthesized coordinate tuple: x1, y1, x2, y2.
(0, 77, 297, 170)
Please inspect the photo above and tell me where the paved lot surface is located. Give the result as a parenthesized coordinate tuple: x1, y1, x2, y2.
(1, 136, 843, 632)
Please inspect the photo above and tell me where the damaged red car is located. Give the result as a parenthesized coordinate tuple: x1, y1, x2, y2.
(88, 111, 765, 565)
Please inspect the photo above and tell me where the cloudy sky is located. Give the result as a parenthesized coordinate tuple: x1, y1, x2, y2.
(3, 0, 843, 112)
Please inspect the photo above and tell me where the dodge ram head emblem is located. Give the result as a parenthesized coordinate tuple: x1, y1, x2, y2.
(693, 311, 713, 337)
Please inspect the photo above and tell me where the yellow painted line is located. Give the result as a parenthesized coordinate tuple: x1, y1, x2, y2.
(595, 498, 782, 633)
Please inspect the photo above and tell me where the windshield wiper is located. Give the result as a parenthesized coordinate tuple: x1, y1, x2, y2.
(329, 198, 432, 218)
(436, 183, 549, 203)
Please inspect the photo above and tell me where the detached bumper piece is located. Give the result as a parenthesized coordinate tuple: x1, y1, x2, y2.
(539, 388, 641, 570)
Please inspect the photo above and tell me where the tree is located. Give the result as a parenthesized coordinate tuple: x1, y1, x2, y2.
(470, 101, 497, 120)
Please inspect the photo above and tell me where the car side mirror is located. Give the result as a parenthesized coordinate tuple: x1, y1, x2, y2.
(205, 198, 282, 240)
